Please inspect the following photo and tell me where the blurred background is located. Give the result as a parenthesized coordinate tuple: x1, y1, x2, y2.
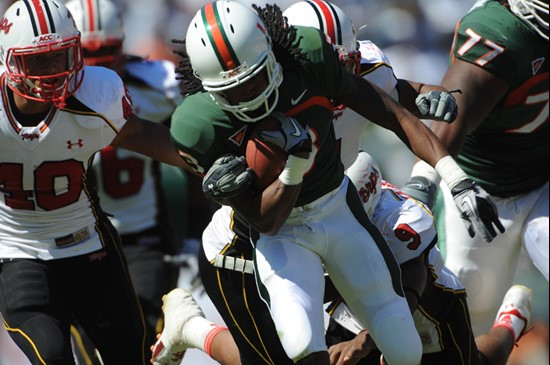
(0, 0, 547, 364)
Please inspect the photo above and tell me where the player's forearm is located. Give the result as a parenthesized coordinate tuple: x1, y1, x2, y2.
(113, 116, 194, 172)
(229, 181, 301, 235)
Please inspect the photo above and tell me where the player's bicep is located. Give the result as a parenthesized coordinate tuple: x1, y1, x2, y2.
(110, 114, 147, 149)
(434, 58, 509, 152)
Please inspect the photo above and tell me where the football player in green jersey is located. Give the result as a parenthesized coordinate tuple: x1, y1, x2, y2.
(168, 2, 503, 364)
(402, 0, 549, 337)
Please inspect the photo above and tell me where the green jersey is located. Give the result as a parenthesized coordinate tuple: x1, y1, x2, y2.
(451, 0, 548, 196)
(171, 26, 352, 206)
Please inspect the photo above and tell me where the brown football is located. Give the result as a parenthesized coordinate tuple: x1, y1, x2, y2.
(246, 115, 287, 189)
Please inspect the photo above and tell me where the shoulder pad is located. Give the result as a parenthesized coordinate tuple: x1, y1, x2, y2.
(358, 40, 392, 66)
(70, 66, 130, 131)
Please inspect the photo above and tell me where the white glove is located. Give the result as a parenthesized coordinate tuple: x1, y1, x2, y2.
(415, 90, 458, 123)
(451, 179, 505, 242)
(258, 112, 312, 155)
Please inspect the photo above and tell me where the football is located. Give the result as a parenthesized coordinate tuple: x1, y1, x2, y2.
(246, 115, 287, 189)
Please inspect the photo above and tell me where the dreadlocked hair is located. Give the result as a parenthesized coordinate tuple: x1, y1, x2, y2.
(172, 39, 204, 96)
(252, 3, 309, 69)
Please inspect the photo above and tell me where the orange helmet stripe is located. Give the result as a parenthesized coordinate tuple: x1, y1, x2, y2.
(202, 2, 240, 71)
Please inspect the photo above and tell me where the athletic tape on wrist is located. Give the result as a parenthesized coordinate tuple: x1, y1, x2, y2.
(204, 325, 228, 357)
(278, 155, 309, 185)
(434, 156, 469, 190)
(410, 160, 440, 185)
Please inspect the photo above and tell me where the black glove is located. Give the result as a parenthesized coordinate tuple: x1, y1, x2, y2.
(401, 176, 438, 210)
(451, 179, 505, 243)
(202, 155, 253, 201)
(258, 112, 312, 155)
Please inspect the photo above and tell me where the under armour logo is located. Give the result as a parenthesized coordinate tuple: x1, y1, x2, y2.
(67, 139, 84, 149)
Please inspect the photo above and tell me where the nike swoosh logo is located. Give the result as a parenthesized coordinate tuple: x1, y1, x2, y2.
(290, 89, 307, 105)
(288, 118, 302, 137)
(406, 182, 425, 190)
(461, 196, 478, 218)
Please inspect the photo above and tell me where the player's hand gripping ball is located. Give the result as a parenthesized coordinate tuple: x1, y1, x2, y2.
(246, 114, 289, 189)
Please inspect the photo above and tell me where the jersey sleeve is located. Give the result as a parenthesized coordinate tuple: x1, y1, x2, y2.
(358, 40, 398, 101)
(170, 93, 229, 176)
(295, 26, 355, 101)
(451, 5, 524, 85)
(371, 187, 437, 264)
(71, 66, 132, 144)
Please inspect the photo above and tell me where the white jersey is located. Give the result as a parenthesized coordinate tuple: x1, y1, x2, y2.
(0, 66, 130, 260)
(91, 59, 182, 234)
(333, 40, 398, 169)
(373, 182, 437, 264)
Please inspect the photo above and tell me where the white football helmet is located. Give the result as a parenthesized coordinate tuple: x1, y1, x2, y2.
(0, 0, 84, 108)
(185, 1, 283, 123)
(283, 0, 361, 74)
(345, 151, 382, 219)
(508, 0, 549, 40)
(65, 0, 125, 66)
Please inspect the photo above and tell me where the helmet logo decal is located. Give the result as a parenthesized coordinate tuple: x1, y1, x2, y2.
(307, 0, 342, 46)
(0, 18, 13, 34)
(201, 2, 240, 71)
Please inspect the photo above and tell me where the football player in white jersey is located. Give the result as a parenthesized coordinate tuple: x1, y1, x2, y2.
(328, 157, 532, 364)
(0, 1, 192, 364)
(64, 0, 185, 358)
